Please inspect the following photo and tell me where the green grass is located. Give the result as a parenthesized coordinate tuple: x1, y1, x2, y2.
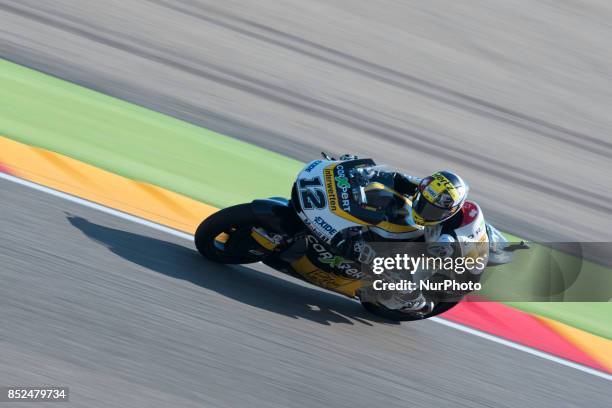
(2, 58, 610, 338)
(0, 59, 302, 208)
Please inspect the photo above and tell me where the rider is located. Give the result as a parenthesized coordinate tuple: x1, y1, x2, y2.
(331, 154, 468, 255)
(329, 154, 469, 312)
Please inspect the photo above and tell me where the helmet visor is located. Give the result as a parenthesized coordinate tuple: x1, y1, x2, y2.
(413, 194, 455, 223)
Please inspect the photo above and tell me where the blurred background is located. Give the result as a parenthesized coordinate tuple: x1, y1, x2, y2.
(2, 0, 611, 242)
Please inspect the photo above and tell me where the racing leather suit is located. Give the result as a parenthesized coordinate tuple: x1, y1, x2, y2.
(327, 155, 456, 311)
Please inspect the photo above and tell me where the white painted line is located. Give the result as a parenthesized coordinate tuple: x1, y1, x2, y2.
(429, 317, 612, 381)
(2, 171, 611, 381)
(0, 172, 193, 241)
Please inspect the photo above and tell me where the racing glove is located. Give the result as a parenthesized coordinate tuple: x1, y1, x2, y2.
(331, 228, 376, 264)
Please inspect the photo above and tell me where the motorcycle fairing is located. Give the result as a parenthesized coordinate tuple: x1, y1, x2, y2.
(293, 159, 421, 244)
(290, 253, 365, 297)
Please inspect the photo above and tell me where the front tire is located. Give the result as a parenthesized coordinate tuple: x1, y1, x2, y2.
(195, 203, 262, 264)
(361, 300, 459, 321)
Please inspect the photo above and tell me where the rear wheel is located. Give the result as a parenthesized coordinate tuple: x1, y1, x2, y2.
(194, 203, 263, 264)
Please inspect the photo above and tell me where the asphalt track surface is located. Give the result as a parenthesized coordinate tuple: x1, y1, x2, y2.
(1, 1, 612, 407)
(1, 0, 612, 242)
(1, 178, 611, 407)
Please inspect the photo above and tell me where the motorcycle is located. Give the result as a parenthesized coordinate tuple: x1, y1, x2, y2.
(195, 154, 525, 321)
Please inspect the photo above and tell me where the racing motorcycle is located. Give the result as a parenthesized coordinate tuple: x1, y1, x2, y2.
(195, 154, 525, 321)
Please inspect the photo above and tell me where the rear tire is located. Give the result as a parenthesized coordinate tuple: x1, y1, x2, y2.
(361, 300, 459, 321)
(194, 203, 262, 264)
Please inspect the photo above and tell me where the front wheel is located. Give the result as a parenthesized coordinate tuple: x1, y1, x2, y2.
(361, 300, 459, 321)
(194, 203, 263, 264)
